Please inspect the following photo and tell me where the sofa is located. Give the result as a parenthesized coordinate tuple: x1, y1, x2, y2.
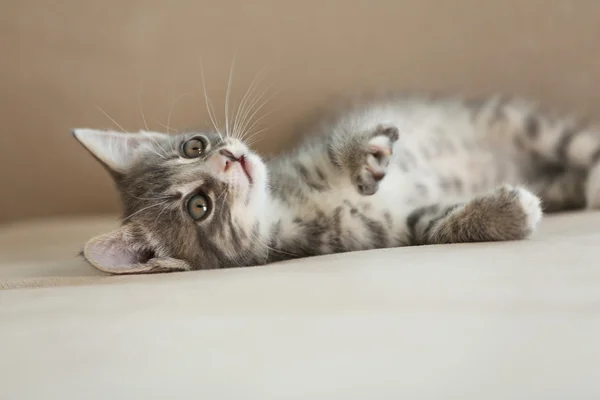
(2, 1, 600, 398)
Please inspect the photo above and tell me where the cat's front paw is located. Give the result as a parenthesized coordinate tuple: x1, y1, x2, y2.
(352, 124, 399, 196)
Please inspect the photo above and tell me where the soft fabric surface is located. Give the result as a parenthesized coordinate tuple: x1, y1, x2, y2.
(1, 213, 600, 398)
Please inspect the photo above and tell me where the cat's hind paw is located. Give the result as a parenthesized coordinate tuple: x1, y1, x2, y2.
(474, 185, 542, 240)
(353, 125, 399, 196)
(412, 185, 543, 245)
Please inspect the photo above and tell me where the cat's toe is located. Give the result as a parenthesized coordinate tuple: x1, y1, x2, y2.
(365, 151, 388, 179)
(367, 132, 395, 163)
(373, 124, 400, 143)
(351, 125, 399, 196)
(353, 134, 395, 195)
(513, 186, 543, 233)
(354, 166, 381, 195)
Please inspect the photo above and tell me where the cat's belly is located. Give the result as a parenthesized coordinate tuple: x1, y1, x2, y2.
(392, 138, 524, 204)
(272, 170, 420, 256)
(271, 151, 523, 257)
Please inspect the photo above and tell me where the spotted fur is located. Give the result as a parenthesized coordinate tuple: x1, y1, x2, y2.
(73, 93, 600, 274)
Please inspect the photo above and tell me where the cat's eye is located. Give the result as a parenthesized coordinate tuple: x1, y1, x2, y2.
(187, 193, 211, 221)
(181, 137, 207, 158)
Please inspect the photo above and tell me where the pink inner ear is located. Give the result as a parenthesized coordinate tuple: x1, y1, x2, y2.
(84, 230, 151, 273)
(83, 229, 190, 274)
(89, 241, 140, 270)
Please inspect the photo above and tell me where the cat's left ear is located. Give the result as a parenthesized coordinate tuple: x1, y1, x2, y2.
(82, 226, 192, 274)
(72, 129, 169, 178)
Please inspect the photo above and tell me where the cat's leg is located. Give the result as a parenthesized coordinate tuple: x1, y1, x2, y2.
(327, 124, 400, 195)
(475, 97, 600, 209)
(407, 185, 542, 245)
(475, 96, 600, 169)
(528, 169, 587, 212)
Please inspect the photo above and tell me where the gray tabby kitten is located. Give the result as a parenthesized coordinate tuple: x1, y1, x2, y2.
(73, 94, 600, 274)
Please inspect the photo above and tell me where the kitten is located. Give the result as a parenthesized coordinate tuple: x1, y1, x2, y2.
(73, 93, 600, 274)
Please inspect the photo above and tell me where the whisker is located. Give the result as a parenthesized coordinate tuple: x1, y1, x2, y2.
(244, 126, 274, 147)
(199, 58, 222, 138)
(236, 77, 281, 142)
(96, 105, 127, 133)
(146, 134, 170, 159)
(122, 201, 169, 222)
(238, 88, 280, 141)
(216, 189, 230, 220)
(153, 202, 172, 226)
(240, 110, 277, 143)
(225, 54, 236, 137)
(155, 120, 180, 133)
(244, 228, 270, 261)
(124, 191, 175, 201)
(244, 138, 264, 148)
(137, 94, 150, 132)
(145, 147, 167, 160)
(246, 225, 301, 260)
(207, 100, 221, 137)
(166, 93, 189, 135)
(235, 79, 274, 141)
(232, 63, 271, 139)
(168, 136, 176, 153)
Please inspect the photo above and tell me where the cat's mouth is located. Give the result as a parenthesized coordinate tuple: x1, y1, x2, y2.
(221, 148, 254, 185)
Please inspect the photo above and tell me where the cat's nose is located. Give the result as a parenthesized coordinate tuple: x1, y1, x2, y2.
(220, 149, 239, 161)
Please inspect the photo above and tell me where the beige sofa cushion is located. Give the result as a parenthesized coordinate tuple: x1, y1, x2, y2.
(1, 213, 599, 398)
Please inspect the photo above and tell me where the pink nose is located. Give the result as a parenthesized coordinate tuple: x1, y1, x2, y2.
(220, 149, 238, 161)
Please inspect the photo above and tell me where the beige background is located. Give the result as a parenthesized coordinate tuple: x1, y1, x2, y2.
(1, 0, 599, 223)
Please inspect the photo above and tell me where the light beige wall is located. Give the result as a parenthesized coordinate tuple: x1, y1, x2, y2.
(1, 0, 600, 222)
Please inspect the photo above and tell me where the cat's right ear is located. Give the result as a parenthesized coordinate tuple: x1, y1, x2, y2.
(72, 129, 167, 178)
(82, 226, 192, 274)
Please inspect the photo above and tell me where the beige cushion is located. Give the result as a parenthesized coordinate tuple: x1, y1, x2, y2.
(1, 213, 600, 398)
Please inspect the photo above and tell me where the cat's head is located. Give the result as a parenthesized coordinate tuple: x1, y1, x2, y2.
(73, 129, 270, 274)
